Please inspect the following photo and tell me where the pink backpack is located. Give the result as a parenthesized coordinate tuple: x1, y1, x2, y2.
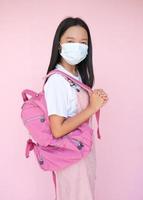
(21, 69, 101, 170)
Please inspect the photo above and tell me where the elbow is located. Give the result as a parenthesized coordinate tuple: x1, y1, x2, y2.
(53, 133, 61, 139)
(51, 128, 62, 139)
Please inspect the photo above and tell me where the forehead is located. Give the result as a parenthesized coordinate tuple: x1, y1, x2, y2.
(61, 26, 88, 40)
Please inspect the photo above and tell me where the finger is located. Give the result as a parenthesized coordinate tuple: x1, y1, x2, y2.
(103, 96, 109, 101)
(98, 89, 106, 95)
(103, 95, 108, 99)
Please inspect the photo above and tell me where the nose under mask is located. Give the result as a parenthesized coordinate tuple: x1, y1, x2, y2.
(59, 42, 88, 65)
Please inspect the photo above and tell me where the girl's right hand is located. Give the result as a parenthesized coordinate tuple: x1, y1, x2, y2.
(88, 89, 109, 113)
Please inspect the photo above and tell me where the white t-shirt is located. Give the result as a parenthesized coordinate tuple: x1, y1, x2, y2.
(44, 64, 82, 117)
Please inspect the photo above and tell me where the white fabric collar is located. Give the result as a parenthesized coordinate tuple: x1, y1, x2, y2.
(55, 64, 81, 81)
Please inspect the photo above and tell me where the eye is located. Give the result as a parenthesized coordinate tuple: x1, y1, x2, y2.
(67, 40, 74, 43)
(81, 42, 87, 44)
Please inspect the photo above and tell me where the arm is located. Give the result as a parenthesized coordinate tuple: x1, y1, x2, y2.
(49, 106, 97, 138)
(44, 74, 97, 138)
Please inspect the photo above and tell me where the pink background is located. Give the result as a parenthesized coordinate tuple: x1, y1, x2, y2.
(0, 0, 143, 200)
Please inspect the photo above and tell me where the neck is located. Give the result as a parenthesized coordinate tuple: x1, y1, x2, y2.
(58, 59, 78, 76)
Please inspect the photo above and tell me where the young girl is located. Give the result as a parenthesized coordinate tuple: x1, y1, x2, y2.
(43, 17, 108, 200)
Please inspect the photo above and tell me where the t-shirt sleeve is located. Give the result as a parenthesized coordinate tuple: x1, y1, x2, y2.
(44, 74, 68, 117)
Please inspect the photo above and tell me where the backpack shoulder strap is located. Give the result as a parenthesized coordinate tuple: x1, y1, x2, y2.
(42, 69, 101, 139)
(42, 69, 92, 94)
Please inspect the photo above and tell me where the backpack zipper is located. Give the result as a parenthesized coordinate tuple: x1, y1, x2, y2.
(23, 115, 45, 124)
(67, 137, 84, 150)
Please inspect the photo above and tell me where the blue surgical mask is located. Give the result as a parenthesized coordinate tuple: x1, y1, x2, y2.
(59, 42, 88, 65)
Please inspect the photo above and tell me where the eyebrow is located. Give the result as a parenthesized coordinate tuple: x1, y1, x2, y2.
(66, 36, 88, 41)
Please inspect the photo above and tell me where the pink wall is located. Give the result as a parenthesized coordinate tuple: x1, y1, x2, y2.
(0, 0, 143, 199)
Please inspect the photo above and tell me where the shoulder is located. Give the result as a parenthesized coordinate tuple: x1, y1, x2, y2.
(44, 73, 69, 91)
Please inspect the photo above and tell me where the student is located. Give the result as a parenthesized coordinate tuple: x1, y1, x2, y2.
(43, 17, 108, 200)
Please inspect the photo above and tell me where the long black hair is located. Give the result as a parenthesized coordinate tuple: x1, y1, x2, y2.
(44, 17, 95, 88)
